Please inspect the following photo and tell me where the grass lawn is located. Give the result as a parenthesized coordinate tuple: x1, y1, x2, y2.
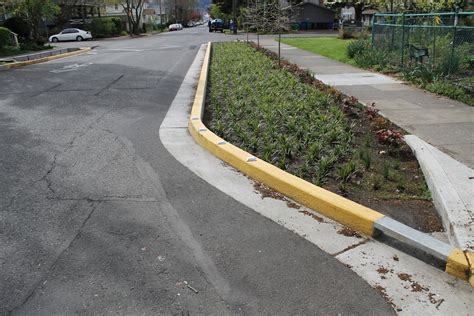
(280, 37, 355, 65)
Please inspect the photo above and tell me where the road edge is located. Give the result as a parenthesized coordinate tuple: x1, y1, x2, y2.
(188, 42, 473, 285)
(0, 47, 92, 70)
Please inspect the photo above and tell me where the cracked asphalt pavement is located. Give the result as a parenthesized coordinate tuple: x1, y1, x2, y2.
(0, 27, 394, 315)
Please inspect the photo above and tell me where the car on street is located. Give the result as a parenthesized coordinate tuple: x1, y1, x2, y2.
(49, 28, 92, 42)
(209, 19, 224, 32)
(168, 23, 183, 31)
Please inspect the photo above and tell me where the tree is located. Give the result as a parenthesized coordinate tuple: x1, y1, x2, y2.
(55, 0, 82, 29)
(244, 0, 294, 65)
(326, 0, 470, 13)
(122, 0, 145, 35)
(209, 3, 225, 19)
(13, 0, 60, 41)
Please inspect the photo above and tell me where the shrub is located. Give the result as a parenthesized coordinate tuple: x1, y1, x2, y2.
(144, 22, 159, 32)
(0, 27, 12, 49)
(400, 65, 434, 85)
(347, 38, 370, 59)
(4, 16, 30, 40)
(85, 17, 121, 38)
(354, 47, 389, 69)
(19, 41, 51, 51)
(110, 17, 122, 32)
(426, 80, 474, 106)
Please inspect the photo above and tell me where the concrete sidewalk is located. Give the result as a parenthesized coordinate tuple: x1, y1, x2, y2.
(259, 38, 474, 169)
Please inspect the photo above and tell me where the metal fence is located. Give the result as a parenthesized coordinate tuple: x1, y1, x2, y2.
(372, 12, 474, 80)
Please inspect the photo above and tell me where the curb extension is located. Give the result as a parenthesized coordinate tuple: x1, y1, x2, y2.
(188, 42, 473, 285)
(1, 47, 92, 70)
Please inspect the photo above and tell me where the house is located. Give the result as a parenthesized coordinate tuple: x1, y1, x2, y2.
(292, 0, 335, 29)
(58, 0, 106, 27)
(147, 0, 167, 25)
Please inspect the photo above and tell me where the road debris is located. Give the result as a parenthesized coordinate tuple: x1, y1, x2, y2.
(184, 281, 199, 293)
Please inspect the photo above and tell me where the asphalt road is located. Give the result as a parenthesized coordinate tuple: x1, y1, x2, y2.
(0, 26, 394, 315)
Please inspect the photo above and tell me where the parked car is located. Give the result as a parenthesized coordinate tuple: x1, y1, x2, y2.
(209, 19, 224, 33)
(168, 23, 183, 31)
(49, 28, 92, 42)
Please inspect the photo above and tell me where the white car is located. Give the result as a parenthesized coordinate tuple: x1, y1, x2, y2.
(49, 28, 92, 42)
(168, 23, 183, 31)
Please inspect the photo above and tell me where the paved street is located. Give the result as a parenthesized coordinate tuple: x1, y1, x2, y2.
(1, 26, 394, 314)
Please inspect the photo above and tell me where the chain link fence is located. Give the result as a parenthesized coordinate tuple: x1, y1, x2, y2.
(372, 12, 474, 88)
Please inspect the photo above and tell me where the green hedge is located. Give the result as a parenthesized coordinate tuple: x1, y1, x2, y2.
(144, 22, 163, 32)
(85, 17, 122, 38)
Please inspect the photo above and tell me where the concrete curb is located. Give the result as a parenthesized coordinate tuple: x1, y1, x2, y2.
(0, 47, 91, 70)
(188, 42, 473, 285)
(405, 135, 474, 251)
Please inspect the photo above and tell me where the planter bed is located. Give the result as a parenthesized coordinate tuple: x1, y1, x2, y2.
(204, 42, 443, 233)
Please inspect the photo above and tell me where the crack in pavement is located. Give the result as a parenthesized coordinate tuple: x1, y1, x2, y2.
(94, 74, 124, 96)
(6, 106, 118, 209)
(46, 195, 160, 203)
(8, 200, 100, 313)
(332, 239, 370, 257)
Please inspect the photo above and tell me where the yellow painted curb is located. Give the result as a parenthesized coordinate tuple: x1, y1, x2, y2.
(446, 249, 471, 280)
(2, 47, 92, 70)
(188, 42, 384, 236)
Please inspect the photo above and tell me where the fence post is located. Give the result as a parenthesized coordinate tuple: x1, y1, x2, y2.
(449, 9, 458, 75)
(400, 13, 405, 68)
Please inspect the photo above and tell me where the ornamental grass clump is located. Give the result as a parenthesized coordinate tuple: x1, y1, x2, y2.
(206, 42, 353, 185)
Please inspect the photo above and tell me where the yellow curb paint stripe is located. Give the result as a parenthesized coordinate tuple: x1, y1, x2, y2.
(2, 47, 92, 70)
(188, 42, 384, 236)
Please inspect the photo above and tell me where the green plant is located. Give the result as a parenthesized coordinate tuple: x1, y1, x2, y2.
(354, 47, 390, 69)
(19, 41, 51, 51)
(0, 27, 12, 49)
(347, 38, 370, 59)
(382, 162, 391, 180)
(339, 161, 356, 182)
(426, 80, 474, 106)
(85, 17, 121, 38)
(400, 64, 434, 85)
(358, 148, 372, 170)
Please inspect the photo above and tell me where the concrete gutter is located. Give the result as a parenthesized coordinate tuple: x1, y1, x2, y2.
(0, 47, 92, 70)
(405, 135, 474, 251)
(188, 42, 473, 285)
